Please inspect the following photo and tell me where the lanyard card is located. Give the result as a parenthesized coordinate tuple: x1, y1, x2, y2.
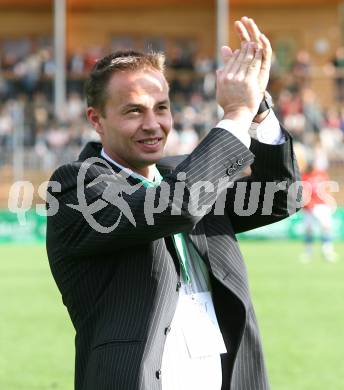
(180, 291, 227, 358)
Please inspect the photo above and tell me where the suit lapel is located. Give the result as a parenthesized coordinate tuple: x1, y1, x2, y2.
(203, 213, 250, 309)
(188, 216, 250, 309)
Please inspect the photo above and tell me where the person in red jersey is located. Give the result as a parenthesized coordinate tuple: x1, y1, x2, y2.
(301, 156, 338, 262)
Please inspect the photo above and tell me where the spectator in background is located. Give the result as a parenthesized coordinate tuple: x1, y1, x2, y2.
(339, 108, 344, 135)
(320, 108, 344, 160)
(0, 73, 10, 100)
(177, 125, 199, 154)
(323, 107, 341, 129)
(194, 54, 216, 100)
(13, 50, 42, 97)
(32, 92, 52, 129)
(278, 90, 305, 142)
(68, 49, 86, 75)
(41, 47, 55, 77)
(301, 88, 324, 144)
(66, 92, 85, 123)
(330, 46, 344, 102)
(68, 49, 87, 94)
(168, 44, 195, 70)
(0, 103, 13, 148)
(291, 49, 312, 91)
(45, 121, 70, 148)
(84, 46, 105, 72)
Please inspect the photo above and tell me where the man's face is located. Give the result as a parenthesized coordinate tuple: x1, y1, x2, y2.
(88, 68, 172, 174)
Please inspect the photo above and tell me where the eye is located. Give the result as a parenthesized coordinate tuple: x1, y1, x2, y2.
(158, 105, 168, 111)
(127, 107, 141, 114)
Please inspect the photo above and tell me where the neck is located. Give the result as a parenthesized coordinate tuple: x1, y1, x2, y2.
(138, 165, 156, 181)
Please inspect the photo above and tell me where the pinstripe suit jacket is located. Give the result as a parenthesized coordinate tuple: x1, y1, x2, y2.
(46, 127, 300, 390)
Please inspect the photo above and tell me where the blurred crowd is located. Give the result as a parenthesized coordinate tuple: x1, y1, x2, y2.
(1, 38, 344, 171)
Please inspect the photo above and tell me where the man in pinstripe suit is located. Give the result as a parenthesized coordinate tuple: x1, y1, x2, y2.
(46, 17, 301, 390)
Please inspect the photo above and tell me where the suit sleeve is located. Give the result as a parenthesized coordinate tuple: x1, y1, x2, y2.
(47, 128, 255, 260)
(224, 129, 302, 234)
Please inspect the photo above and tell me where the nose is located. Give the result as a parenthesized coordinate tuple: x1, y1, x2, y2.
(141, 110, 160, 132)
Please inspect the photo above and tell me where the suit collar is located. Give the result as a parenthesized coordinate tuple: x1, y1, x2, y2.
(77, 142, 141, 186)
(78, 141, 103, 161)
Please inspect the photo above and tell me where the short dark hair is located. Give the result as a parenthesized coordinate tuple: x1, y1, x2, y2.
(84, 50, 166, 114)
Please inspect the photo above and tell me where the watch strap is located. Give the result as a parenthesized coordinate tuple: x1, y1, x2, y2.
(257, 91, 274, 114)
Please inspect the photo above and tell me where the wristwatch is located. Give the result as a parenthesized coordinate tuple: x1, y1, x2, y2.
(257, 91, 274, 114)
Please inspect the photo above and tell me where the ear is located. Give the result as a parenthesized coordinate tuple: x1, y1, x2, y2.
(86, 107, 104, 136)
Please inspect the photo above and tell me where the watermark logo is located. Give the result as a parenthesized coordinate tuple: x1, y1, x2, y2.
(6, 156, 340, 233)
(67, 157, 143, 233)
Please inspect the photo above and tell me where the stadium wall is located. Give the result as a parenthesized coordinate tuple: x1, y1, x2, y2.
(0, 3, 341, 61)
(0, 209, 343, 243)
(0, 2, 342, 106)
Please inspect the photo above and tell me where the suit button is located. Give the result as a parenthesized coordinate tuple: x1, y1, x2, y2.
(156, 369, 162, 379)
(164, 326, 171, 335)
(176, 281, 182, 291)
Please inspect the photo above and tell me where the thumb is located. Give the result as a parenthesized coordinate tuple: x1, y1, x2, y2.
(221, 46, 233, 62)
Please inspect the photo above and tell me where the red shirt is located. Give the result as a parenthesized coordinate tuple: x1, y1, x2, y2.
(302, 169, 330, 209)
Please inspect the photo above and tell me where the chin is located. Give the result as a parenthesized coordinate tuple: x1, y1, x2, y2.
(144, 150, 164, 162)
(143, 157, 161, 165)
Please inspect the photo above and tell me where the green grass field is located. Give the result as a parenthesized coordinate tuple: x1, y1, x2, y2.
(0, 241, 343, 390)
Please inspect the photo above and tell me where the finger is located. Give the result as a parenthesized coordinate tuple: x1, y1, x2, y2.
(235, 43, 257, 79)
(246, 47, 263, 78)
(234, 20, 251, 43)
(259, 33, 272, 57)
(247, 47, 263, 75)
(223, 48, 240, 75)
(259, 34, 272, 74)
(228, 43, 250, 76)
(241, 16, 261, 44)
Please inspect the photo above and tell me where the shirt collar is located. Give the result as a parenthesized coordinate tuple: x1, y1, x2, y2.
(100, 148, 162, 187)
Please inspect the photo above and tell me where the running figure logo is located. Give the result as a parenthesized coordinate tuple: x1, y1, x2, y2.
(67, 157, 142, 233)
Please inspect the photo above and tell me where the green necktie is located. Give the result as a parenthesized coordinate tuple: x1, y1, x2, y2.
(139, 169, 191, 283)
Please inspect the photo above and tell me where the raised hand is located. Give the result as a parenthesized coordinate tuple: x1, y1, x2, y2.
(216, 41, 263, 121)
(234, 16, 272, 96)
(216, 17, 272, 124)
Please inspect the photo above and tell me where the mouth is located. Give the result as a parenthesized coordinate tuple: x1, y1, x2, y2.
(137, 137, 163, 145)
(136, 137, 164, 153)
